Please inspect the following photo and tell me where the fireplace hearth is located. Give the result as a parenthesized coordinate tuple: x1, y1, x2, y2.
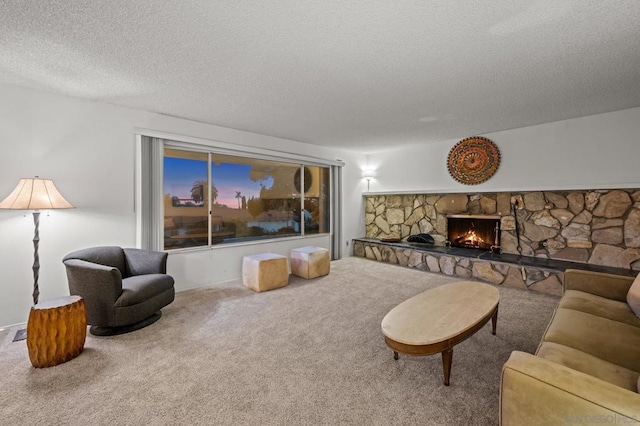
(447, 215, 500, 251)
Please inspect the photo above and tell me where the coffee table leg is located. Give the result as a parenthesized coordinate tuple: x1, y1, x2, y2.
(491, 305, 499, 335)
(442, 348, 453, 386)
(393, 351, 398, 360)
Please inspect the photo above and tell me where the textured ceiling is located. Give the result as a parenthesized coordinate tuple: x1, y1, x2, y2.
(1, 1, 639, 152)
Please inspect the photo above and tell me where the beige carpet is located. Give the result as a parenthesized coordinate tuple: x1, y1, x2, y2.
(0, 257, 558, 425)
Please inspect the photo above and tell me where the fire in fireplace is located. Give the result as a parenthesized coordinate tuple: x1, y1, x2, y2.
(446, 215, 500, 250)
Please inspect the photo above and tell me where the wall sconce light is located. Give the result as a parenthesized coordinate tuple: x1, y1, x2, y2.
(362, 169, 375, 191)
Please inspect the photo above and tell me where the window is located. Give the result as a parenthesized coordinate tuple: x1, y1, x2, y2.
(162, 148, 331, 250)
(163, 149, 209, 249)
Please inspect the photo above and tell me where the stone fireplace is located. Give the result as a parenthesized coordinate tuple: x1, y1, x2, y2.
(363, 189, 640, 271)
(356, 189, 640, 297)
(447, 214, 500, 250)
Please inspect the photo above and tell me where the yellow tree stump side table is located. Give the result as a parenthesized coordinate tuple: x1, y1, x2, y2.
(27, 295, 87, 368)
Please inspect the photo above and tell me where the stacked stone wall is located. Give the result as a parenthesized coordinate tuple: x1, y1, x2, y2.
(353, 240, 563, 296)
(365, 189, 640, 270)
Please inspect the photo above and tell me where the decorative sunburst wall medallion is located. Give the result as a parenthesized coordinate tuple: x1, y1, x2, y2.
(447, 137, 500, 185)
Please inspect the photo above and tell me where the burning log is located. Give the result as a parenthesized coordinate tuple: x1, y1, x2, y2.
(454, 229, 485, 247)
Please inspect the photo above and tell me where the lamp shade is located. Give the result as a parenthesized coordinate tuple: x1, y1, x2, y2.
(362, 169, 375, 179)
(0, 178, 75, 210)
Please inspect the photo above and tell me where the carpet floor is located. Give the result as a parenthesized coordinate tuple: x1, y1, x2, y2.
(0, 257, 559, 425)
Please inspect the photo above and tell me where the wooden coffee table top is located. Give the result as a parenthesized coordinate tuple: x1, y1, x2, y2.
(381, 281, 499, 346)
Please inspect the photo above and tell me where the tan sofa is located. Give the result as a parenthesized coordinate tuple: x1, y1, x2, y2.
(500, 269, 640, 425)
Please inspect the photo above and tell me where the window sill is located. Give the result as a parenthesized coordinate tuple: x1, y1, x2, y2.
(165, 233, 331, 254)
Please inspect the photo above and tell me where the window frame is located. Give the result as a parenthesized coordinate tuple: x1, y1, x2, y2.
(135, 129, 343, 254)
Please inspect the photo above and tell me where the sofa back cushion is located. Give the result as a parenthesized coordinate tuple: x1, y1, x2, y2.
(627, 274, 640, 319)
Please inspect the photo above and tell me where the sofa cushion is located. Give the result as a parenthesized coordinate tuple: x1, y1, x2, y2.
(543, 308, 640, 372)
(628, 274, 640, 319)
(560, 290, 640, 327)
(116, 274, 175, 307)
(537, 342, 640, 391)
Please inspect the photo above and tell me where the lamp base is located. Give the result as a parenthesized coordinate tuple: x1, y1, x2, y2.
(13, 328, 27, 342)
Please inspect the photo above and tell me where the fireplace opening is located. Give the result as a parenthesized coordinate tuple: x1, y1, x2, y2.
(447, 215, 500, 250)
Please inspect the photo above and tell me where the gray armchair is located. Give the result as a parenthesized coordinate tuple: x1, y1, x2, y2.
(63, 246, 175, 336)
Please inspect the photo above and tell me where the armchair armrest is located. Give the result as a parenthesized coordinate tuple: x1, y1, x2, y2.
(123, 248, 168, 276)
(564, 269, 634, 302)
(500, 351, 640, 425)
(63, 258, 123, 325)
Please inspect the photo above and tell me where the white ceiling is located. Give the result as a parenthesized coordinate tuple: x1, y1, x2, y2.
(1, 1, 639, 152)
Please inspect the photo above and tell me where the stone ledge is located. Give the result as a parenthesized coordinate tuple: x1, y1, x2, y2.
(353, 238, 638, 297)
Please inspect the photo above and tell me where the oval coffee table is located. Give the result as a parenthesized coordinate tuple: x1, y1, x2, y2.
(381, 281, 499, 386)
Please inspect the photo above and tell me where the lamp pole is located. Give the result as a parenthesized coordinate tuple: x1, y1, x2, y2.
(32, 210, 40, 304)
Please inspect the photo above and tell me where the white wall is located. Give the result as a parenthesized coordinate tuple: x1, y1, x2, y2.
(0, 84, 362, 327)
(5, 83, 634, 328)
(364, 107, 640, 194)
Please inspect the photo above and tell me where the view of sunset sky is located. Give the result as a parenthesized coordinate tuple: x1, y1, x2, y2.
(164, 157, 272, 208)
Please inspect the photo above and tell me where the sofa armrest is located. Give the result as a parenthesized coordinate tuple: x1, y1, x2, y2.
(563, 269, 634, 302)
(500, 351, 640, 425)
(123, 248, 168, 275)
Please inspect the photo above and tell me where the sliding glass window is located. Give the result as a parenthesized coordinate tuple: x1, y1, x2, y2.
(163, 148, 330, 250)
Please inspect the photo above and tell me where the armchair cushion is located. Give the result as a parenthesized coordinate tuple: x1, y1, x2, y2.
(123, 248, 168, 276)
(117, 274, 175, 307)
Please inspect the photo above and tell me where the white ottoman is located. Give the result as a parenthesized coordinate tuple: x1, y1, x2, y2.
(242, 253, 289, 293)
(291, 246, 330, 279)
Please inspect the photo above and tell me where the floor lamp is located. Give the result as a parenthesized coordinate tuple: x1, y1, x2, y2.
(0, 177, 75, 341)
